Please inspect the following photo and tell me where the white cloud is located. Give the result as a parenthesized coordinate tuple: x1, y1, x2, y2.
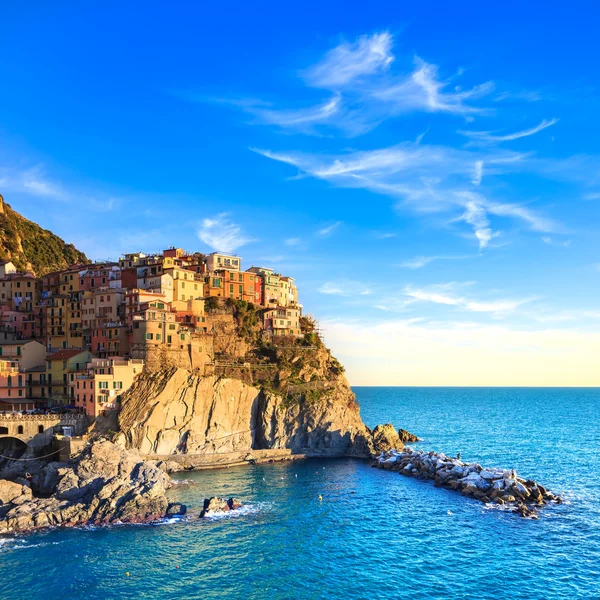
(374, 58, 494, 117)
(461, 200, 494, 249)
(472, 160, 484, 185)
(317, 221, 342, 236)
(254, 143, 559, 247)
(303, 31, 394, 88)
(319, 280, 372, 296)
(459, 118, 558, 144)
(373, 231, 397, 239)
(197, 213, 256, 253)
(541, 236, 571, 247)
(285, 237, 302, 246)
(251, 95, 341, 132)
(398, 254, 474, 269)
(404, 283, 536, 315)
(583, 192, 600, 201)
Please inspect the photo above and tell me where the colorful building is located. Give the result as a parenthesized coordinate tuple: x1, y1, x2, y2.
(45, 349, 93, 405)
(263, 306, 302, 336)
(71, 357, 144, 418)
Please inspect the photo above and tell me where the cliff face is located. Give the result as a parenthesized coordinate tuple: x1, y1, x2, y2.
(118, 367, 375, 459)
(0, 194, 89, 276)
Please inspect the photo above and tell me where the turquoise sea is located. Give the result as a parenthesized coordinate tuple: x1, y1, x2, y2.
(1, 387, 599, 599)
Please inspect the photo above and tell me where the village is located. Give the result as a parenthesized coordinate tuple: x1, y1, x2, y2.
(0, 249, 302, 418)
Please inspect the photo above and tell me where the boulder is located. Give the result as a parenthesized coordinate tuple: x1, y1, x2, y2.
(371, 424, 404, 454)
(0, 480, 30, 505)
(166, 503, 187, 517)
(398, 429, 420, 443)
(200, 496, 243, 518)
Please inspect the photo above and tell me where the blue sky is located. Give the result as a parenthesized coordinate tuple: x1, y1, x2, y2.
(2, 2, 600, 385)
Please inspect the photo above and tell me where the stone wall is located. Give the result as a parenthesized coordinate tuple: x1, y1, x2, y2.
(0, 415, 88, 451)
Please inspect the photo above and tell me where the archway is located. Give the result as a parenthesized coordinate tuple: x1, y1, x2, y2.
(0, 436, 27, 460)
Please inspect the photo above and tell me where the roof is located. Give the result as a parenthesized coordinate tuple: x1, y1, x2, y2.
(0, 338, 41, 345)
(47, 349, 89, 361)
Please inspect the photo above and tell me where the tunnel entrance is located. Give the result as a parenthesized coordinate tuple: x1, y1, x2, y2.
(0, 436, 27, 460)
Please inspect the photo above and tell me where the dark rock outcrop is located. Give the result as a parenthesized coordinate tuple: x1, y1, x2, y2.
(0, 440, 170, 534)
(398, 429, 421, 443)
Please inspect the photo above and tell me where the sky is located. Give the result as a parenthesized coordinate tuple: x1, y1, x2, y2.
(1, 1, 600, 386)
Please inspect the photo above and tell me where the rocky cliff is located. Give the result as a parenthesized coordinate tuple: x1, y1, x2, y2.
(0, 194, 88, 276)
(0, 440, 170, 534)
(118, 368, 377, 459)
(118, 321, 394, 461)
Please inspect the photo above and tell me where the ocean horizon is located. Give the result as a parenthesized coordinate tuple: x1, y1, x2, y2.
(1, 386, 598, 599)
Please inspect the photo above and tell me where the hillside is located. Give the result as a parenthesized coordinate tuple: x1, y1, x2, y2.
(0, 194, 89, 276)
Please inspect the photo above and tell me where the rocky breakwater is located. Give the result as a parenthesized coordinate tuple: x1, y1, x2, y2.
(375, 449, 561, 518)
(0, 439, 173, 534)
(200, 496, 243, 518)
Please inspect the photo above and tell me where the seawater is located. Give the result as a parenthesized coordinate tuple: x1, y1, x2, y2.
(1, 387, 599, 599)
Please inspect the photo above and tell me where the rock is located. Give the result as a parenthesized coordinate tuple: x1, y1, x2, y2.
(0, 439, 171, 535)
(373, 447, 558, 517)
(0, 480, 30, 505)
(371, 424, 404, 454)
(228, 498, 243, 510)
(398, 429, 420, 443)
(117, 360, 387, 460)
(166, 503, 187, 517)
(200, 496, 243, 518)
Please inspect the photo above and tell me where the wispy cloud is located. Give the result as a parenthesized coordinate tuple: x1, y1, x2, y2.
(398, 254, 474, 269)
(404, 283, 537, 314)
(1, 165, 69, 201)
(187, 31, 495, 136)
(197, 213, 256, 253)
(317, 221, 342, 236)
(373, 231, 397, 239)
(302, 31, 394, 88)
(319, 280, 372, 296)
(459, 118, 558, 144)
(254, 143, 558, 247)
(541, 236, 571, 247)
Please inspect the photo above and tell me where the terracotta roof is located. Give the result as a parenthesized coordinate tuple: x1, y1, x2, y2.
(47, 349, 88, 361)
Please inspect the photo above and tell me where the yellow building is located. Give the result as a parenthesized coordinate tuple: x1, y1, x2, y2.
(263, 306, 302, 336)
(163, 265, 204, 302)
(205, 252, 241, 272)
(46, 349, 93, 406)
(72, 357, 144, 418)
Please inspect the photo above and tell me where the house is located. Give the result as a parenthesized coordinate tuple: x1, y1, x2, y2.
(263, 306, 302, 336)
(71, 357, 144, 418)
(45, 349, 93, 406)
(205, 252, 241, 272)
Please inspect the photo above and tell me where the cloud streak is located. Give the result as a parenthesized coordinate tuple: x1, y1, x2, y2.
(459, 118, 558, 144)
(197, 213, 256, 253)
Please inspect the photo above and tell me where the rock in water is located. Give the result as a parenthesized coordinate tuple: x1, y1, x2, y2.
(200, 496, 244, 518)
(371, 424, 404, 454)
(166, 503, 187, 517)
(373, 448, 560, 518)
(398, 429, 421, 443)
(0, 439, 170, 534)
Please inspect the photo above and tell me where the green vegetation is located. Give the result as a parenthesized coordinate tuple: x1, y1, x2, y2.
(0, 195, 88, 276)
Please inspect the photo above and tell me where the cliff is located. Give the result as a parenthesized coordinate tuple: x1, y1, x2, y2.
(0, 194, 89, 276)
(118, 312, 396, 461)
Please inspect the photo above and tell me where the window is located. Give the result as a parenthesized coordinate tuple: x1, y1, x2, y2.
(16, 346, 21, 357)
(146, 333, 153, 340)
(17, 425, 23, 435)
(180, 333, 185, 341)
(156, 334, 161, 341)
(169, 324, 176, 330)
(38, 425, 44, 434)
(167, 335, 172, 344)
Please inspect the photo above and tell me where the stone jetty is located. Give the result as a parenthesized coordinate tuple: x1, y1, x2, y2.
(374, 448, 561, 518)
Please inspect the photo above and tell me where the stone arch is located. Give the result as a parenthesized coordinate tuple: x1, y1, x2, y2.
(0, 435, 27, 459)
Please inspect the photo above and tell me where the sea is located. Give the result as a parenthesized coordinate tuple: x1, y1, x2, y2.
(1, 387, 599, 599)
